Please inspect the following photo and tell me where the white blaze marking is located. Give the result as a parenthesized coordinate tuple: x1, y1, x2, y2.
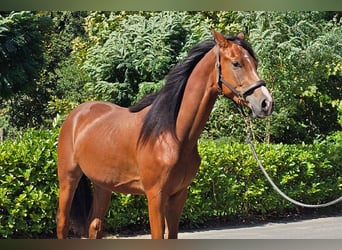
(243, 54, 259, 80)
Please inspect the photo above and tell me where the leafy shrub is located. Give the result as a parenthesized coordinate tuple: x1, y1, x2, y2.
(82, 12, 189, 86)
(0, 11, 51, 98)
(132, 81, 164, 104)
(183, 138, 342, 227)
(0, 128, 59, 238)
(83, 81, 134, 107)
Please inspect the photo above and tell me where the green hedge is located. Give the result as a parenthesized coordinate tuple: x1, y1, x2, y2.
(0, 129, 341, 238)
(184, 136, 342, 227)
(0, 129, 59, 238)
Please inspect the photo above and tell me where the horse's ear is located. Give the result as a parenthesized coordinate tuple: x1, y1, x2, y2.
(212, 29, 228, 48)
(236, 31, 245, 40)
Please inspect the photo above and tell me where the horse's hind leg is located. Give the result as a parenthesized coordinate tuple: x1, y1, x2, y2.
(56, 165, 83, 239)
(88, 184, 112, 239)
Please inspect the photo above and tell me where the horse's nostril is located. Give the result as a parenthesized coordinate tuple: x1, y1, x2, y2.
(261, 99, 274, 115)
(261, 99, 268, 110)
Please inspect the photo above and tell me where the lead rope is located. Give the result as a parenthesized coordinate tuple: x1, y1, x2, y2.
(240, 110, 342, 208)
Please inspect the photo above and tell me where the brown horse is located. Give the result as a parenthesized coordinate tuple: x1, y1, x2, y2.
(56, 30, 273, 239)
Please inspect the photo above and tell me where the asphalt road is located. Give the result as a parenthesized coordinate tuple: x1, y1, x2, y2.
(112, 215, 342, 239)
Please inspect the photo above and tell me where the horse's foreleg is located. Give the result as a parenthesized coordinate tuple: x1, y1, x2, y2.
(164, 188, 188, 239)
(146, 191, 166, 239)
(88, 185, 112, 239)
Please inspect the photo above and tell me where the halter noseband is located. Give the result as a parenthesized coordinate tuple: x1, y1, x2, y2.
(215, 45, 266, 100)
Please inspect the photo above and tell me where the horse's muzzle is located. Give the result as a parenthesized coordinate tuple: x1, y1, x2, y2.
(246, 86, 274, 118)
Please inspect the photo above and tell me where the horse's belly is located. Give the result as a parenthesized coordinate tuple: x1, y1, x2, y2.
(81, 161, 145, 195)
(77, 146, 145, 194)
(94, 175, 145, 195)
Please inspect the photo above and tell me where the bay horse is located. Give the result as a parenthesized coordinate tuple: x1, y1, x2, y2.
(56, 30, 274, 239)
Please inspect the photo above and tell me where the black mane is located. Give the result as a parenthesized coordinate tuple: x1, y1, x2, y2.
(129, 35, 255, 144)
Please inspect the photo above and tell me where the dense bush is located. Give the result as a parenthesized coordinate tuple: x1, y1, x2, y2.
(0, 128, 59, 238)
(184, 135, 342, 227)
(83, 12, 189, 88)
(1, 128, 341, 238)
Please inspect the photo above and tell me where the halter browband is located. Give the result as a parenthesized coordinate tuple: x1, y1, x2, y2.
(215, 45, 266, 99)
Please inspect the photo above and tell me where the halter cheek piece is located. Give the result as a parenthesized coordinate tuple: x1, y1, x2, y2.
(215, 45, 266, 101)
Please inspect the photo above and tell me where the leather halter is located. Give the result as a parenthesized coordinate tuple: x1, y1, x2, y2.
(215, 45, 266, 100)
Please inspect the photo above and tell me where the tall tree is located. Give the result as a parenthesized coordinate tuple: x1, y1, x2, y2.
(0, 11, 51, 98)
(1, 11, 89, 129)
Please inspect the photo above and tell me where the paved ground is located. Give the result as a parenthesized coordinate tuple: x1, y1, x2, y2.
(109, 215, 342, 239)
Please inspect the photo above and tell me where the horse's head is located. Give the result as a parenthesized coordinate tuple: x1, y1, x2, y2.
(212, 30, 274, 118)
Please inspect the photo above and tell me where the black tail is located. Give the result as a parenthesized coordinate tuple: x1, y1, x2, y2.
(69, 174, 93, 237)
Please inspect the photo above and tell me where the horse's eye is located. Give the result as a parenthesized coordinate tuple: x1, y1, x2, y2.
(232, 61, 242, 68)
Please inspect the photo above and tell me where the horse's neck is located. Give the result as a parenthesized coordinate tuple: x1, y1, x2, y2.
(175, 48, 218, 145)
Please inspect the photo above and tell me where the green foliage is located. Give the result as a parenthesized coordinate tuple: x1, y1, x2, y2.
(106, 194, 149, 232)
(0, 128, 59, 238)
(83, 81, 134, 107)
(0, 11, 90, 131)
(47, 58, 91, 118)
(83, 12, 182, 86)
(0, 11, 53, 129)
(182, 137, 342, 227)
(0, 11, 51, 98)
(133, 81, 164, 104)
(82, 12, 211, 90)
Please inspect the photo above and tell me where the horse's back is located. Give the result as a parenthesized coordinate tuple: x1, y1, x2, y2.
(58, 101, 120, 160)
(65, 101, 120, 126)
(61, 101, 123, 134)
